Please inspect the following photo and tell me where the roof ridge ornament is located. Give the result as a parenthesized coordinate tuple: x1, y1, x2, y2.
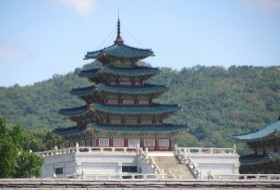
(114, 13, 124, 45)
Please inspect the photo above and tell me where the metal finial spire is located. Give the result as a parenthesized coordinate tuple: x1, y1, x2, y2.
(115, 10, 123, 45)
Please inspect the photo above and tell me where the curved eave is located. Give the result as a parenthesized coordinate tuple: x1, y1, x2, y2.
(78, 66, 160, 79)
(98, 84, 168, 95)
(233, 120, 280, 142)
(84, 43, 154, 60)
(54, 126, 87, 136)
(59, 106, 89, 116)
(78, 69, 99, 78)
(91, 103, 180, 115)
(70, 86, 95, 96)
(69, 83, 168, 97)
(89, 123, 187, 134)
(102, 66, 160, 77)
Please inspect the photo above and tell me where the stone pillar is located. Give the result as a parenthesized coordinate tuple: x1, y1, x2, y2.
(233, 144, 236, 153)
(75, 142, 80, 152)
(145, 147, 149, 159)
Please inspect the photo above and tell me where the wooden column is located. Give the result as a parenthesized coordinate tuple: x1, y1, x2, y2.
(140, 138, 144, 149)
(169, 138, 172, 151)
(109, 138, 113, 147)
(155, 138, 159, 151)
(96, 138, 99, 147)
(124, 138, 128, 147)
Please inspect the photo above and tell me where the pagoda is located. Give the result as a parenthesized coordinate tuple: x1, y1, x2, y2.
(55, 18, 187, 151)
(233, 118, 280, 173)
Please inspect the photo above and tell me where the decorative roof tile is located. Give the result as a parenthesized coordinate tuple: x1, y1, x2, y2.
(59, 106, 89, 116)
(71, 84, 168, 96)
(79, 66, 160, 79)
(89, 123, 187, 133)
(84, 43, 154, 60)
(102, 66, 159, 77)
(70, 86, 95, 96)
(78, 69, 99, 78)
(233, 120, 280, 142)
(91, 103, 180, 115)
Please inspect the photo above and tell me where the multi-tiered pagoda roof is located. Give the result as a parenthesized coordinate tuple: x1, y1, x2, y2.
(55, 18, 187, 150)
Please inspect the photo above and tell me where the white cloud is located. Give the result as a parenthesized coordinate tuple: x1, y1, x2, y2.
(46, 0, 96, 17)
(0, 39, 31, 61)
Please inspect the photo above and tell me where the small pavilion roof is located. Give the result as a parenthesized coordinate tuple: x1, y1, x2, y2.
(233, 120, 280, 142)
(91, 103, 180, 115)
(89, 123, 187, 134)
(79, 66, 160, 79)
(71, 84, 168, 96)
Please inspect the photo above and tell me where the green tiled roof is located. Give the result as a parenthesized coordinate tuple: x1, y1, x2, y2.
(91, 103, 180, 115)
(102, 66, 159, 77)
(84, 43, 154, 60)
(79, 66, 160, 79)
(233, 120, 280, 142)
(59, 103, 180, 116)
(99, 84, 168, 94)
(71, 84, 168, 96)
(78, 69, 99, 78)
(71, 86, 95, 96)
(89, 123, 187, 133)
(59, 106, 88, 116)
(54, 126, 87, 136)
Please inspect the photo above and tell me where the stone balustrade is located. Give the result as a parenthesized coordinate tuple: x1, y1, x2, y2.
(178, 146, 236, 155)
(136, 145, 162, 175)
(175, 145, 201, 178)
(214, 174, 280, 181)
(52, 173, 280, 181)
(38, 146, 137, 157)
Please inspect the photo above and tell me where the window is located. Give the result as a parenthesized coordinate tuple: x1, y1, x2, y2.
(86, 139, 91, 147)
(122, 166, 137, 173)
(55, 167, 63, 175)
(99, 138, 109, 147)
(144, 139, 155, 147)
(113, 138, 124, 146)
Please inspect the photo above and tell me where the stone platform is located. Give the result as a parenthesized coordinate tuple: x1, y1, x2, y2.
(1, 177, 280, 189)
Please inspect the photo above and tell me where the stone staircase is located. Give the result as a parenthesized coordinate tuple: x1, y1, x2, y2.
(152, 156, 194, 179)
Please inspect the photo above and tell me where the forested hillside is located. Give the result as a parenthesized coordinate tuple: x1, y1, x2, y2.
(0, 65, 280, 154)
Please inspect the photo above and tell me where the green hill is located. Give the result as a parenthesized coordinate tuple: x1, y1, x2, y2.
(1, 65, 280, 154)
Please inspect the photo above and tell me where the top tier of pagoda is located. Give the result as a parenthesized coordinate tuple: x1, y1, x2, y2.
(55, 18, 186, 150)
(84, 18, 154, 64)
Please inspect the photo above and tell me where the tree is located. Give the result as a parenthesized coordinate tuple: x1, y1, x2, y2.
(0, 117, 44, 178)
(14, 152, 44, 178)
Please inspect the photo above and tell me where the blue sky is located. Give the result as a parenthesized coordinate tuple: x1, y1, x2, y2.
(0, 0, 280, 87)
